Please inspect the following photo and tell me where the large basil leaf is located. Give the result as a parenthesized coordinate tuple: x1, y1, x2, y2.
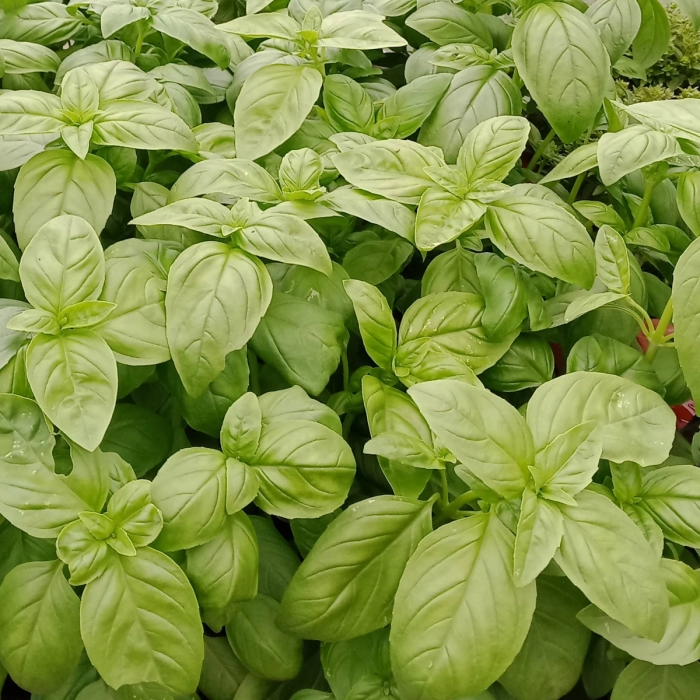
(0, 393, 54, 468)
(513, 3, 610, 143)
(249, 420, 355, 518)
(418, 67, 522, 163)
(0, 560, 82, 694)
(99, 239, 178, 366)
(486, 196, 596, 288)
(333, 139, 444, 205)
(391, 512, 536, 700)
(13, 150, 116, 250)
(281, 496, 433, 641)
(527, 372, 676, 467)
(81, 547, 204, 694)
(409, 379, 532, 498)
(250, 293, 346, 396)
(166, 243, 272, 396)
(187, 511, 258, 614)
(556, 489, 669, 642)
(27, 330, 117, 451)
(151, 448, 227, 551)
(586, 0, 642, 64)
(234, 64, 323, 160)
(579, 559, 700, 666)
(633, 0, 671, 68)
(396, 292, 516, 379)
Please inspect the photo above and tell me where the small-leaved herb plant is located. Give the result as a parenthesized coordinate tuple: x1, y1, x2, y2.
(0, 1, 700, 699)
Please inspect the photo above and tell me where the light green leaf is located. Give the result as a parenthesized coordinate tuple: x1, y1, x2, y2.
(677, 171, 700, 237)
(513, 486, 564, 587)
(27, 330, 117, 452)
(396, 292, 515, 380)
(580, 559, 700, 666)
(20, 214, 104, 317)
(0, 39, 60, 74)
(633, 0, 671, 69)
(130, 198, 233, 237)
(563, 291, 627, 323)
(378, 74, 452, 140)
(406, 3, 492, 48)
(333, 139, 445, 205)
(418, 66, 522, 163)
(0, 89, 62, 135)
(218, 12, 301, 41)
(391, 512, 536, 700)
(0, 560, 82, 695)
(485, 195, 596, 288)
(92, 101, 197, 152)
(281, 496, 433, 641)
(556, 489, 669, 641)
(226, 594, 303, 680)
(0, 2, 83, 44)
(539, 142, 599, 184)
(513, 3, 610, 143)
(344, 279, 396, 371)
(672, 237, 700, 402)
(250, 419, 355, 519)
(186, 511, 258, 612)
(598, 125, 682, 185)
(234, 64, 323, 161)
(166, 243, 272, 396)
(623, 98, 700, 144)
(458, 115, 530, 185)
(150, 448, 227, 551)
(365, 433, 442, 470)
(415, 188, 486, 251)
(237, 212, 332, 275)
(612, 661, 700, 699)
(321, 187, 416, 241)
(225, 457, 259, 515)
(362, 375, 434, 499)
(152, 8, 231, 69)
(586, 0, 642, 64)
(0, 393, 54, 468)
(323, 74, 374, 134)
(220, 392, 261, 461)
(595, 224, 631, 294)
(318, 11, 407, 50)
(99, 239, 178, 366)
(171, 159, 282, 203)
(409, 379, 532, 498)
(100, 4, 149, 38)
(81, 547, 204, 694)
(250, 293, 346, 396)
(421, 243, 481, 295)
(527, 372, 676, 467)
(13, 150, 116, 250)
(639, 465, 700, 547)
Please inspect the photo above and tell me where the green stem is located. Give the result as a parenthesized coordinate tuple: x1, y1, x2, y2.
(527, 129, 555, 173)
(134, 23, 146, 58)
(440, 470, 449, 508)
(247, 349, 260, 395)
(645, 297, 674, 362)
(633, 176, 654, 229)
(567, 171, 586, 204)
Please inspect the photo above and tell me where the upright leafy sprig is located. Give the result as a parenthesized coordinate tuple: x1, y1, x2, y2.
(220, 7, 406, 159)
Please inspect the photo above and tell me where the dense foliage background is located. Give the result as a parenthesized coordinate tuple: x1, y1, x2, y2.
(1, 0, 700, 699)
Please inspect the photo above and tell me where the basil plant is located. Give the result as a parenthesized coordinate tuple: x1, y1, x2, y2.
(2, 0, 700, 700)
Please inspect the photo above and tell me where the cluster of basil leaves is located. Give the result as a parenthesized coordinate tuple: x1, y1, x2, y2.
(0, 1, 700, 700)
